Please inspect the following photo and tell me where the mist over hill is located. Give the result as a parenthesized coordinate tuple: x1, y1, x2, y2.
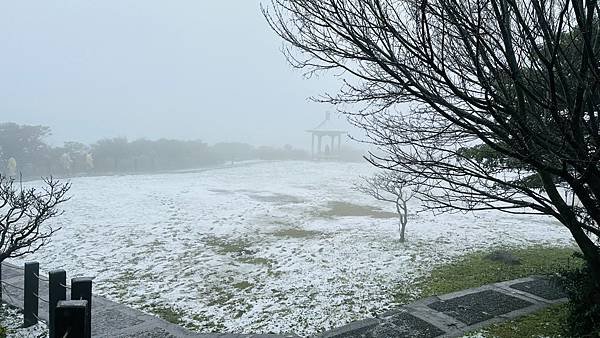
(0, 122, 364, 178)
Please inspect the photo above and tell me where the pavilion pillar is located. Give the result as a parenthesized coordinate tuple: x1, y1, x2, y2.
(317, 135, 322, 156)
(330, 135, 334, 155)
(311, 134, 315, 158)
(338, 135, 341, 152)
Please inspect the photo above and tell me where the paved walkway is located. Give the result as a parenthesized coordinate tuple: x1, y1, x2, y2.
(1, 261, 567, 338)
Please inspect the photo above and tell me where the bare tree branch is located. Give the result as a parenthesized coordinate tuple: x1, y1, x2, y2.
(0, 175, 70, 262)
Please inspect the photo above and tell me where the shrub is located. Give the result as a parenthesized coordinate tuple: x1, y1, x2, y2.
(558, 252, 600, 337)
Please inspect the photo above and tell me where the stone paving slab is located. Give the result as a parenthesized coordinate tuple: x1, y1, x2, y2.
(320, 318, 380, 338)
(510, 278, 566, 301)
(385, 311, 446, 337)
(403, 302, 466, 333)
(427, 289, 534, 325)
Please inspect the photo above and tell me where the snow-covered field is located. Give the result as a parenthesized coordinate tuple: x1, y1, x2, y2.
(9, 161, 574, 336)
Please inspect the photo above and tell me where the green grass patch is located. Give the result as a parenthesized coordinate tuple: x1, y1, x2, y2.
(395, 245, 582, 303)
(466, 303, 570, 338)
(189, 312, 226, 332)
(315, 201, 397, 219)
(236, 256, 275, 266)
(232, 281, 254, 290)
(205, 286, 235, 307)
(145, 304, 184, 324)
(269, 227, 323, 239)
(204, 237, 254, 255)
(247, 193, 304, 204)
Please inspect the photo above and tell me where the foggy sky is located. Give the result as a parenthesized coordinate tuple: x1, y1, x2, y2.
(0, 1, 351, 148)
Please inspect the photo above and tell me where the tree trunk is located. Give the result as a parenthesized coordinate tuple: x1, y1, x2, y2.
(398, 200, 408, 242)
(569, 225, 600, 287)
(399, 218, 406, 242)
(539, 171, 600, 288)
(395, 199, 404, 242)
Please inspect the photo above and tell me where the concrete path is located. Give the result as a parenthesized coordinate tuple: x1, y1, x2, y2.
(2, 261, 567, 338)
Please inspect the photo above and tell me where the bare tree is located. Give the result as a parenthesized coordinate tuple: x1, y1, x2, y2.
(264, 0, 600, 285)
(355, 172, 416, 242)
(0, 175, 70, 262)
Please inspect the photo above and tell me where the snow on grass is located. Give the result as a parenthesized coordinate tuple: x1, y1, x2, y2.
(9, 161, 574, 336)
(0, 304, 47, 338)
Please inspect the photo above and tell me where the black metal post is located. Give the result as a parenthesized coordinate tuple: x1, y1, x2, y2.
(0, 263, 3, 301)
(55, 300, 87, 338)
(71, 277, 92, 338)
(49, 270, 67, 338)
(23, 262, 39, 327)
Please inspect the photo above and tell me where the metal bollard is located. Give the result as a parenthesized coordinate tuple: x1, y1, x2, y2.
(55, 300, 88, 338)
(71, 277, 93, 338)
(23, 262, 39, 327)
(49, 270, 67, 338)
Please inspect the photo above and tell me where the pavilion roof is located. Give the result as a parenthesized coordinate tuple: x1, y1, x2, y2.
(306, 112, 347, 133)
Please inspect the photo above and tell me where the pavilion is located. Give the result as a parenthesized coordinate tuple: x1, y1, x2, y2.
(306, 112, 347, 159)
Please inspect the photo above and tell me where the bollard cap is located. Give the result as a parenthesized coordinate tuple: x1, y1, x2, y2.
(57, 300, 88, 308)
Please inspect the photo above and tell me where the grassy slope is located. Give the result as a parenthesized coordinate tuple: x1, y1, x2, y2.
(394, 246, 583, 338)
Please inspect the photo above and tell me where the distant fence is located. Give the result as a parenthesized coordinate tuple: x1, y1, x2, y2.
(0, 262, 93, 338)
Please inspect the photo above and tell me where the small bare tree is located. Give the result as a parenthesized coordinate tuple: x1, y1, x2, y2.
(0, 175, 70, 262)
(355, 171, 416, 242)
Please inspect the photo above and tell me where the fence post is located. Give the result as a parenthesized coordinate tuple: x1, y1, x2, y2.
(71, 277, 92, 338)
(55, 300, 87, 338)
(23, 262, 39, 327)
(49, 270, 66, 338)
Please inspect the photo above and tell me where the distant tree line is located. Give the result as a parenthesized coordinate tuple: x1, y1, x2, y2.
(0, 122, 325, 178)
